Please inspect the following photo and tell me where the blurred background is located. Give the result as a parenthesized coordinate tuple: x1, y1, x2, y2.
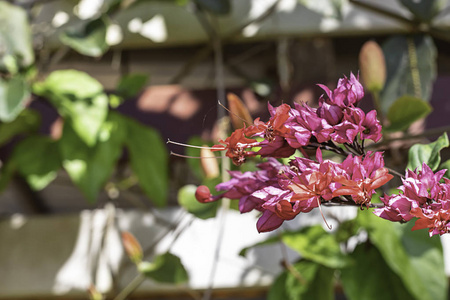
(1, 0, 450, 299)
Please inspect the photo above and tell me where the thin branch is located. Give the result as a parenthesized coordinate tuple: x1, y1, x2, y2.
(348, 0, 416, 27)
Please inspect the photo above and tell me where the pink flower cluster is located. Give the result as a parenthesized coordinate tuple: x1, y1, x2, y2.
(197, 148, 392, 232)
(212, 73, 382, 166)
(374, 164, 450, 236)
(193, 73, 450, 236)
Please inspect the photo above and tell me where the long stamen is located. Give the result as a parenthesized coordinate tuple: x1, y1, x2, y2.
(170, 151, 226, 159)
(218, 100, 251, 126)
(167, 139, 220, 150)
(317, 197, 333, 230)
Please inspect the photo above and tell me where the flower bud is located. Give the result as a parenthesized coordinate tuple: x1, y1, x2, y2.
(195, 185, 213, 203)
(121, 231, 143, 264)
(200, 147, 220, 178)
(359, 40, 386, 93)
(227, 93, 253, 130)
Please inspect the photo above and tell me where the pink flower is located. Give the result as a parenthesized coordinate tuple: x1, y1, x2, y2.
(318, 73, 364, 108)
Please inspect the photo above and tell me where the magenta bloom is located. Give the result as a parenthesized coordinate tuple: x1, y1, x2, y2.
(318, 73, 364, 108)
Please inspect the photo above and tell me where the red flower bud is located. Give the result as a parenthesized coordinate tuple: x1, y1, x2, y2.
(195, 185, 213, 203)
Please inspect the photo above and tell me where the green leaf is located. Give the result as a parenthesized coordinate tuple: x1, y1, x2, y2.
(341, 243, 414, 300)
(0, 76, 30, 122)
(123, 115, 168, 206)
(7, 136, 60, 190)
(380, 35, 437, 113)
(385, 95, 432, 132)
(0, 110, 40, 147)
(0, 2, 34, 71)
(407, 133, 449, 171)
(178, 185, 218, 219)
(357, 212, 448, 300)
(440, 159, 450, 179)
(33, 70, 108, 146)
(268, 260, 334, 300)
(400, 0, 446, 22)
(60, 17, 109, 57)
(282, 225, 351, 269)
(138, 252, 188, 284)
(194, 0, 231, 14)
(59, 112, 126, 202)
(116, 74, 148, 98)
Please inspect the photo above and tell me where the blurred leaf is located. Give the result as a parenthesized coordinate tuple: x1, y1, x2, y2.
(10, 136, 60, 190)
(123, 115, 168, 206)
(60, 17, 110, 57)
(0, 76, 30, 122)
(194, 0, 231, 14)
(178, 184, 218, 219)
(400, 0, 446, 22)
(268, 260, 334, 300)
(138, 252, 188, 284)
(59, 112, 126, 202)
(282, 225, 351, 269)
(440, 159, 450, 179)
(380, 35, 436, 113)
(227, 93, 253, 130)
(407, 133, 448, 171)
(116, 74, 148, 98)
(341, 243, 414, 300)
(357, 212, 448, 300)
(385, 95, 432, 132)
(298, 0, 343, 19)
(33, 70, 108, 146)
(0, 2, 34, 71)
(239, 235, 280, 257)
(0, 110, 40, 146)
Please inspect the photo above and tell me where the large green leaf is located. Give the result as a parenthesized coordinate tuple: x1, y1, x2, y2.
(385, 95, 432, 132)
(178, 184, 218, 219)
(0, 76, 30, 122)
(138, 252, 188, 284)
(0, 109, 40, 146)
(122, 115, 168, 206)
(358, 212, 448, 300)
(407, 133, 449, 171)
(282, 225, 351, 269)
(268, 260, 334, 300)
(400, 0, 446, 22)
(0, 2, 34, 71)
(59, 112, 126, 202)
(10, 136, 60, 190)
(60, 17, 109, 57)
(380, 35, 436, 113)
(341, 243, 414, 300)
(33, 70, 108, 146)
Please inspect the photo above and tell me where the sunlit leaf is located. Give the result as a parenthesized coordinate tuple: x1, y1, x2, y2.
(138, 252, 188, 284)
(0, 76, 30, 122)
(407, 133, 448, 171)
(60, 17, 110, 57)
(59, 112, 126, 202)
(282, 225, 351, 269)
(385, 95, 432, 132)
(0, 2, 34, 71)
(33, 70, 108, 146)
